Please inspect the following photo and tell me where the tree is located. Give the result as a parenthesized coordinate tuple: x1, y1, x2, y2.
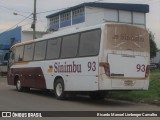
(149, 31, 158, 58)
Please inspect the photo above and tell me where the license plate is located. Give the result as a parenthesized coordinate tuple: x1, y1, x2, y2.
(124, 80, 135, 86)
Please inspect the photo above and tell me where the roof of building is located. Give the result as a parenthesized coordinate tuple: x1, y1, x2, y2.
(46, 2, 149, 18)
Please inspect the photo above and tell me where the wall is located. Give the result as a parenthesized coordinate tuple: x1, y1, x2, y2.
(85, 7, 146, 28)
(21, 32, 33, 42)
(0, 28, 45, 65)
(0, 27, 21, 65)
(0, 27, 21, 50)
(21, 31, 46, 42)
(47, 6, 146, 31)
(85, 7, 105, 27)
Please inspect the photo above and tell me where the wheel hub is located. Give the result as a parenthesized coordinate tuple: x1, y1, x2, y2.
(56, 83, 62, 96)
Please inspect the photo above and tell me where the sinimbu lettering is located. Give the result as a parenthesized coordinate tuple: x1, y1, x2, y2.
(54, 61, 82, 73)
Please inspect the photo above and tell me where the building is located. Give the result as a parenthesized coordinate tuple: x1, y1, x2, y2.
(0, 27, 45, 65)
(46, 2, 149, 31)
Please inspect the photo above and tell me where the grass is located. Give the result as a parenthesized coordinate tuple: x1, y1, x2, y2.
(109, 69, 160, 105)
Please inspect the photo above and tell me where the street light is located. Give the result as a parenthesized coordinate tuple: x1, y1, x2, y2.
(13, 12, 18, 15)
(13, 0, 36, 39)
(13, 12, 36, 39)
(13, 12, 33, 20)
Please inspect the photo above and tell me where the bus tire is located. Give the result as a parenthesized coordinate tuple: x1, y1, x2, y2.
(16, 79, 24, 92)
(54, 78, 66, 100)
(16, 78, 30, 92)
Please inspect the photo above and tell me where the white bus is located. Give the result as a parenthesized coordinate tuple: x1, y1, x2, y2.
(7, 23, 150, 100)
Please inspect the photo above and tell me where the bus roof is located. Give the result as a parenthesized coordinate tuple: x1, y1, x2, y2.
(11, 40, 34, 49)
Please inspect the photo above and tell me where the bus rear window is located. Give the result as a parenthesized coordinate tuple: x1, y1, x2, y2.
(105, 24, 149, 52)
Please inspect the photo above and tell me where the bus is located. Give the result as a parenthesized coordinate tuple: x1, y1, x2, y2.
(7, 23, 150, 100)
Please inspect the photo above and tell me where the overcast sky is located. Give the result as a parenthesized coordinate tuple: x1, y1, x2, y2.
(0, 0, 159, 48)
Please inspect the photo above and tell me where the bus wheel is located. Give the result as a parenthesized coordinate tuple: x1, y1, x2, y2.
(16, 79, 30, 92)
(16, 79, 24, 92)
(54, 78, 66, 100)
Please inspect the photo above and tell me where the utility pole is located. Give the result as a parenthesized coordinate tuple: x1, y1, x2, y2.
(32, 0, 36, 39)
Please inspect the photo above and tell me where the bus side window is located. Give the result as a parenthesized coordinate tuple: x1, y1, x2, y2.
(61, 34, 79, 58)
(46, 38, 61, 60)
(15, 45, 24, 62)
(79, 29, 101, 57)
(23, 43, 34, 61)
(34, 41, 47, 61)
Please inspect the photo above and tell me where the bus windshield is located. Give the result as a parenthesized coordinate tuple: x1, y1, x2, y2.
(105, 24, 149, 52)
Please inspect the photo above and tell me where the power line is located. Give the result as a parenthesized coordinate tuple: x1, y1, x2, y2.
(0, 4, 31, 14)
(0, 14, 33, 35)
(37, 1, 88, 14)
(1, 0, 159, 34)
(37, 15, 47, 30)
(37, 7, 69, 14)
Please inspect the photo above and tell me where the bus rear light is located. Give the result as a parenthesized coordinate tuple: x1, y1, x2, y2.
(99, 62, 110, 76)
(145, 65, 150, 78)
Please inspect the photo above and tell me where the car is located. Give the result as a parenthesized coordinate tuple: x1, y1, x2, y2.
(150, 63, 157, 70)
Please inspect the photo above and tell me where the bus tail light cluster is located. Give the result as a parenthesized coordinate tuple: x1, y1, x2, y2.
(145, 65, 150, 78)
(99, 62, 110, 76)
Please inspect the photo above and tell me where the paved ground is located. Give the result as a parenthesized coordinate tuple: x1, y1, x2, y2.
(0, 77, 159, 120)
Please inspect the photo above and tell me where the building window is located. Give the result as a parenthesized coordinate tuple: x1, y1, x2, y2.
(72, 7, 85, 25)
(50, 16, 59, 30)
(60, 12, 71, 27)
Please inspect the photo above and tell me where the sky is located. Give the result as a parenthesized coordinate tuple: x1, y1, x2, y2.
(0, 0, 160, 48)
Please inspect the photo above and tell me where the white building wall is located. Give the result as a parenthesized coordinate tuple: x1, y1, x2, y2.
(133, 12, 145, 25)
(85, 7, 146, 27)
(85, 7, 105, 27)
(119, 10, 132, 23)
(21, 32, 33, 42)
(59, 22, 86, 31)
(47, 6, 146, 30)
(104, 9, 118, 22)
(21, 32, 45, 42)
